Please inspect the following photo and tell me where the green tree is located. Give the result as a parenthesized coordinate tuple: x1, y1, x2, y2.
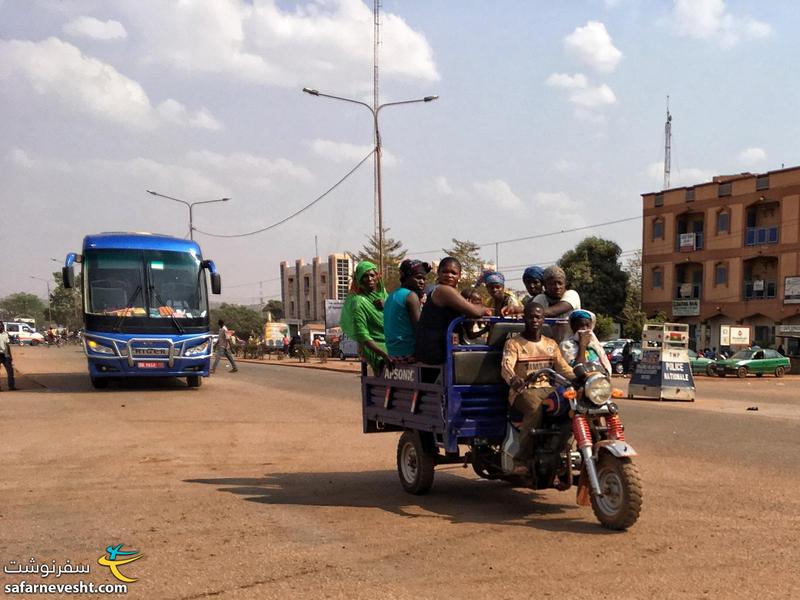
(211, 303, 264, 338)
(49, 271, 83, 330)
(263, 299, 284, 321)
(442, 239, 485, 290)
(0, 292, 47, 327)
(593, 313, 616, 340)
(620, 250, 646, 339)
(558, 237, 628, 318)
(352, 228, 407, 290)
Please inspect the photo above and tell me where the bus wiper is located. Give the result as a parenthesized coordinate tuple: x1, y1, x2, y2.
(114, 285, 142, 332)
(149, 286, 185, 334)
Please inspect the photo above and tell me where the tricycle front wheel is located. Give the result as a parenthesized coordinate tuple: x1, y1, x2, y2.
(397, 431, 435, 495)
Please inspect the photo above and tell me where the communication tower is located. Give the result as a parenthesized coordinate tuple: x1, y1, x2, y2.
(664, 96, 672, 190)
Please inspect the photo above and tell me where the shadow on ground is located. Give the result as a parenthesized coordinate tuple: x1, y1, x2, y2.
(19, 371, 198, 394)
(185, 470, 616, 534)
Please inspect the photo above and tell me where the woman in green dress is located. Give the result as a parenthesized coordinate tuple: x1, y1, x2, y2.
(341, 260, 393, 374)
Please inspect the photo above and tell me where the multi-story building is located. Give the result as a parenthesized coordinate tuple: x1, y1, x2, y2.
(642, 166, 800, 354)
(279, 254, 354, 324)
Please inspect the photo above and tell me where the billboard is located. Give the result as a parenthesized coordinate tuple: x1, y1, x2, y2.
(325, 299, 345, 329)
(720, 325, 750, 346)
(672, 299, 700, 316)
(784, 277, 800, 304)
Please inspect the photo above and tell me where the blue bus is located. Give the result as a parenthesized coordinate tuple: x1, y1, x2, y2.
(62, 232, 222, 389)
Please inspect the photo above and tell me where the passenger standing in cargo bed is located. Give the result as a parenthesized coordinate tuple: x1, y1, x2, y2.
(341, 260, 392, 375)
(384, 259, 431, 361)
(415, 257, 492, 364)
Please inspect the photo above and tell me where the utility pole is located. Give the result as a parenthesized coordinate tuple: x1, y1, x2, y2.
(664, 96, 672, 190)
(373, 0, 381, 241)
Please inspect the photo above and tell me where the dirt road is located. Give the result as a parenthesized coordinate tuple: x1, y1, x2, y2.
(1, 347, 798, 599)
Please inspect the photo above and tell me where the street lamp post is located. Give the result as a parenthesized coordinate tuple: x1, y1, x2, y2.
(30, 275, 52, 325)
(146, 191, 231, 240)
(302, 87, 438, 277)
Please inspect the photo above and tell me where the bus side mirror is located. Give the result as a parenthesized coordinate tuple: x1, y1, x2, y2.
(62, 266, 75, 289)
(211, 273, 221, 295)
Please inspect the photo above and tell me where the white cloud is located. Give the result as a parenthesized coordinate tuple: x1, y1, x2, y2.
(309, 139, 397, 167)
(473, 179, 522, 211)
(0, 37, 222, 131)
(532, 192, 585, 228)
(8, 148, 35, 169)
(671, 0, 772, 48)
(545, 72, 616, 114)
(544, 72, 588, 90)
(157, 100, 223, 131)
(122, 0, 438, 89)
(186, 150, 314, 184)
(646, 161, 716, 188)
(739, 147, 767, 168)
(434, 176, 453, 195)
(63, 16, 128, 40)
(564, 21, 622, 73)
(552, 159, 578, 173)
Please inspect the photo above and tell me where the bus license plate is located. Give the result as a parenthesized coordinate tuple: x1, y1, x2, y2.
(137, 362, 163, 368)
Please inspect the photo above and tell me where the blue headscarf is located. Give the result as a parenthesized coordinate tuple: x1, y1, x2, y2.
(569, 309, 593, 326)
(482, 271, 505, 286)
(523, 266, 544, 282)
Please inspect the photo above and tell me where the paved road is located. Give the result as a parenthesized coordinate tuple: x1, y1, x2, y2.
(1, 348, 799, 599)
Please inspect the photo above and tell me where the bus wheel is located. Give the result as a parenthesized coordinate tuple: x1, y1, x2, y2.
(90, 377, 109, 389)
(187, 375, 203, 388)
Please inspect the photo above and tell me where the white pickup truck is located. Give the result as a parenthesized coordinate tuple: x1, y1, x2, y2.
(4, 322, 46, 346)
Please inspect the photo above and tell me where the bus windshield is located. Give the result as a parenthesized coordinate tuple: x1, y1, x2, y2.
(84, 249, 207, 319)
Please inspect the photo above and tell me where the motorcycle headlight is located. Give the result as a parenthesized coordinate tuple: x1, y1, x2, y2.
(87, 339, 115, 355)
(584, 373, 612, 405)
(184, 340, 210, 356)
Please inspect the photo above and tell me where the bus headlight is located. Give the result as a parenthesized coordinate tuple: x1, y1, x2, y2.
(87, 339, 115, 355)
(584, 373, 612, 405)
(184, 340, 210, 357)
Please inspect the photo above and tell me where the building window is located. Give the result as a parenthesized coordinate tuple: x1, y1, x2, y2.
(718, 182, 732, 197)
(652, 267, 663, 289)
(714, 263, 728, 285)
(303, 276, 310, 295)
(685, 188, 695, 202)
(652, 218, 664, 240)
(716, 209, 730, 234)
(306, 300, 311, 314)
(654, 193, 664, 207)
(756, 175, 769, 191)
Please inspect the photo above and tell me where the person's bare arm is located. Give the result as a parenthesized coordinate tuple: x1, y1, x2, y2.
(434, 285, 492, 318)
(542, 301, 574, 317)
(405, 292, 422, 326)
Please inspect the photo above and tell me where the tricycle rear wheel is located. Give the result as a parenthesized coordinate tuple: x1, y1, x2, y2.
(397, 431, 435, 495)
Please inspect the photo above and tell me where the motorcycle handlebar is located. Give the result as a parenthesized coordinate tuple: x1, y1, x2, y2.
(524, 368, 573, 388)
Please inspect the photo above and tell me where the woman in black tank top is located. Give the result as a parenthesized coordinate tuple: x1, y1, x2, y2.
(415, 257, 492, 364)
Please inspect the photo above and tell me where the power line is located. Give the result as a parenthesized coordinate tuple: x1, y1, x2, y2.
(406, 215, 642, 256)
(195, 149, 375, 239)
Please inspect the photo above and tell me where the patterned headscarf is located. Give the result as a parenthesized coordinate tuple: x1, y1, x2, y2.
(482, 271, 505, 286)
(523, 266, 544, 282)
(399, 259, 432, 280)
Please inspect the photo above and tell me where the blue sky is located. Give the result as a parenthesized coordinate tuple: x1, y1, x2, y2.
(2, 0, 795, 304)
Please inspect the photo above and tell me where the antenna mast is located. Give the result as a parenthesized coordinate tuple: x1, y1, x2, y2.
(373, 0, 381, 239)
(664, 96, 672, 190)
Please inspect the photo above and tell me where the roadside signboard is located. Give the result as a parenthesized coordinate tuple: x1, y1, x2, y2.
(629, 323, 695, 402)
(784, 276, 800, 304)
(720, 325, 750, 346)
(325, 299, 345, 329)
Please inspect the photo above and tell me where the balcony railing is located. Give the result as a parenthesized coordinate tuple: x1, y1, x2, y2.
(675, 232, 704, 251)
(675, 283, 702, 299)
(743, 280, 777, 300)
(745, 226, 778, 246)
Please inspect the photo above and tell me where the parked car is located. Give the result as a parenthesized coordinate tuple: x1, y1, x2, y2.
(714, 348, 790, 378)
(687, 349, 716, 375)
(331, 335, 360, 360)
(603, 340, 641, 374)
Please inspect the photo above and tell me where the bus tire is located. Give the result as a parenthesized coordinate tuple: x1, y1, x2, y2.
(187, 375, 202, 388)
(90, 377, 109, 389)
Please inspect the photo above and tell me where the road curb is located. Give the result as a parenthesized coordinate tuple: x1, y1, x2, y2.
(235, 358, 360, 374)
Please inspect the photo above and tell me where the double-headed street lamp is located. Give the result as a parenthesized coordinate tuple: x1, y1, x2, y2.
(30, 275, 52, 325)
(146, 190, 231, 241)
(302, 87, 438, 276)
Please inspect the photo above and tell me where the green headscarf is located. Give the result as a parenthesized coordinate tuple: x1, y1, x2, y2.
(340, 261, 388, 372)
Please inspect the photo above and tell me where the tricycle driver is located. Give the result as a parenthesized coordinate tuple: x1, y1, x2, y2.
(501, 302, 575, 471)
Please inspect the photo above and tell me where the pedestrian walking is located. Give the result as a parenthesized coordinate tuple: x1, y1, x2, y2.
(211, 319, 238, 374)
(0, 322, 17, 391)
(622, 340, 633, 377)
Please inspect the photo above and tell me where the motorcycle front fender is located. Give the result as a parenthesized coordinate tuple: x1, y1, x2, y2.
(595, 439, 638, 459)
